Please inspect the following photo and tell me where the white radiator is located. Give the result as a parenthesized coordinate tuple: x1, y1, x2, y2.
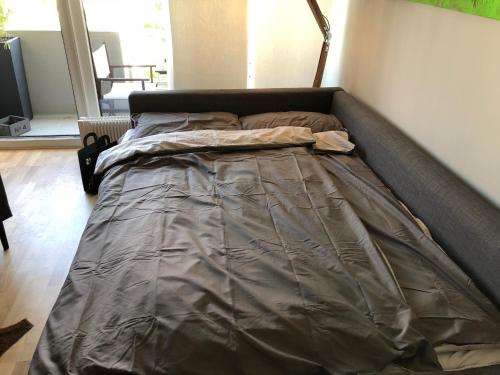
(78, 117, 132, 144)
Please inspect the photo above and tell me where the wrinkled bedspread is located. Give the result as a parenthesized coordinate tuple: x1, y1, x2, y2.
(29, 144, 500, 375)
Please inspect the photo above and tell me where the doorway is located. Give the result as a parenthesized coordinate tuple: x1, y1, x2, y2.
(82, 0, 172, 116)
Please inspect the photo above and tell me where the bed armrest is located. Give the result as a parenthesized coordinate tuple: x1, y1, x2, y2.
(332, 90, 500, 308)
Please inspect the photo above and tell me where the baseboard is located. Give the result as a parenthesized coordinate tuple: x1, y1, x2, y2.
(0, 136, 82, 149)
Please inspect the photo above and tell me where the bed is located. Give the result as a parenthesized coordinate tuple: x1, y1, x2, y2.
(29, 88, 500, 374)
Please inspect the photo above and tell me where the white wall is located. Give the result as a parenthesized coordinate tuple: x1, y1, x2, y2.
(169, 0, 247, 89)
(12, 31, 132, 116)
(325, 0, 500, 207)
(248, 0, 332, 88)
(168, 0, 333, 90)
(13, 31, 77, 116)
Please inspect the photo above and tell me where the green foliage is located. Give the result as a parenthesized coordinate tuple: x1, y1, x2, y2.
(0, 0, 11, 40)
(144, 22, 162, 30)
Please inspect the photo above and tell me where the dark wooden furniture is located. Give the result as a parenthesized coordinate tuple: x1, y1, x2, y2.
(0, 173, 12, 250)
(155, 69, 168, 87)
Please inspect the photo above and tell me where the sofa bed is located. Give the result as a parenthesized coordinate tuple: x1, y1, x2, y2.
(29, 88, 500, 374)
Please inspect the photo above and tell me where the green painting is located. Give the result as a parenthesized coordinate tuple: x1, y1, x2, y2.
(410, 0, 500, 20)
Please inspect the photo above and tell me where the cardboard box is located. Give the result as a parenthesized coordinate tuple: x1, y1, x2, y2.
(0, 116, 31, 136)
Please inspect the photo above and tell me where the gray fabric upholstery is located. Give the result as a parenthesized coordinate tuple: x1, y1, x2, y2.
(129, 88, 341, 116)
(128, 88, 500, 309)
(332, 91, 500, 308)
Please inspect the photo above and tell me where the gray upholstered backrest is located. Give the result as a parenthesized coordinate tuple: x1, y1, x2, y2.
(129, 88, 341, 116)
(129, 88, 500, 307)
(332, 91, 500, 308)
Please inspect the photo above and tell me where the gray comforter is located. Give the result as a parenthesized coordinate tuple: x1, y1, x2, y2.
(29, 135, 500, 374)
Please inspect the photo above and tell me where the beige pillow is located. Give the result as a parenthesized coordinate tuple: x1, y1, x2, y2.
(313, 131, 355, 154)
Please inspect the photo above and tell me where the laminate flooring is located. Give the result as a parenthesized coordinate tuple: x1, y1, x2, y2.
(0, 149, 96, 374)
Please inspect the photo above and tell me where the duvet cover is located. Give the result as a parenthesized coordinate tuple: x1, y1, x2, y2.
(29, 127, 500, 375)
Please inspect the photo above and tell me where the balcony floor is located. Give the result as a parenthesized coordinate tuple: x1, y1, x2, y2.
(19, 116, 79, 137)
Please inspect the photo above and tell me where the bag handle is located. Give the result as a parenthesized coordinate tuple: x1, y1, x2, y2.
(99, 134, 111, 146)
(98, 135, 112, 150)
(83, 132, 99, 147)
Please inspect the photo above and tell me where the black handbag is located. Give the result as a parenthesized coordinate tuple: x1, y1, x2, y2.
(78, 133, 117, 194)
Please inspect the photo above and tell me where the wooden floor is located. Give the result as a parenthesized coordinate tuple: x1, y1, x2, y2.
(0, 149, 96, 375)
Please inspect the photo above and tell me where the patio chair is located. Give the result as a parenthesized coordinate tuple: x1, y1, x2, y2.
(91, 43, 156, 115)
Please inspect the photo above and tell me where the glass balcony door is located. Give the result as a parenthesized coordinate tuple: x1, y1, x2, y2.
(82, 0, 173, 116)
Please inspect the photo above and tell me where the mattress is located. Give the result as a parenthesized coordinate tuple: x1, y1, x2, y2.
(29, 129, 500, 374)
